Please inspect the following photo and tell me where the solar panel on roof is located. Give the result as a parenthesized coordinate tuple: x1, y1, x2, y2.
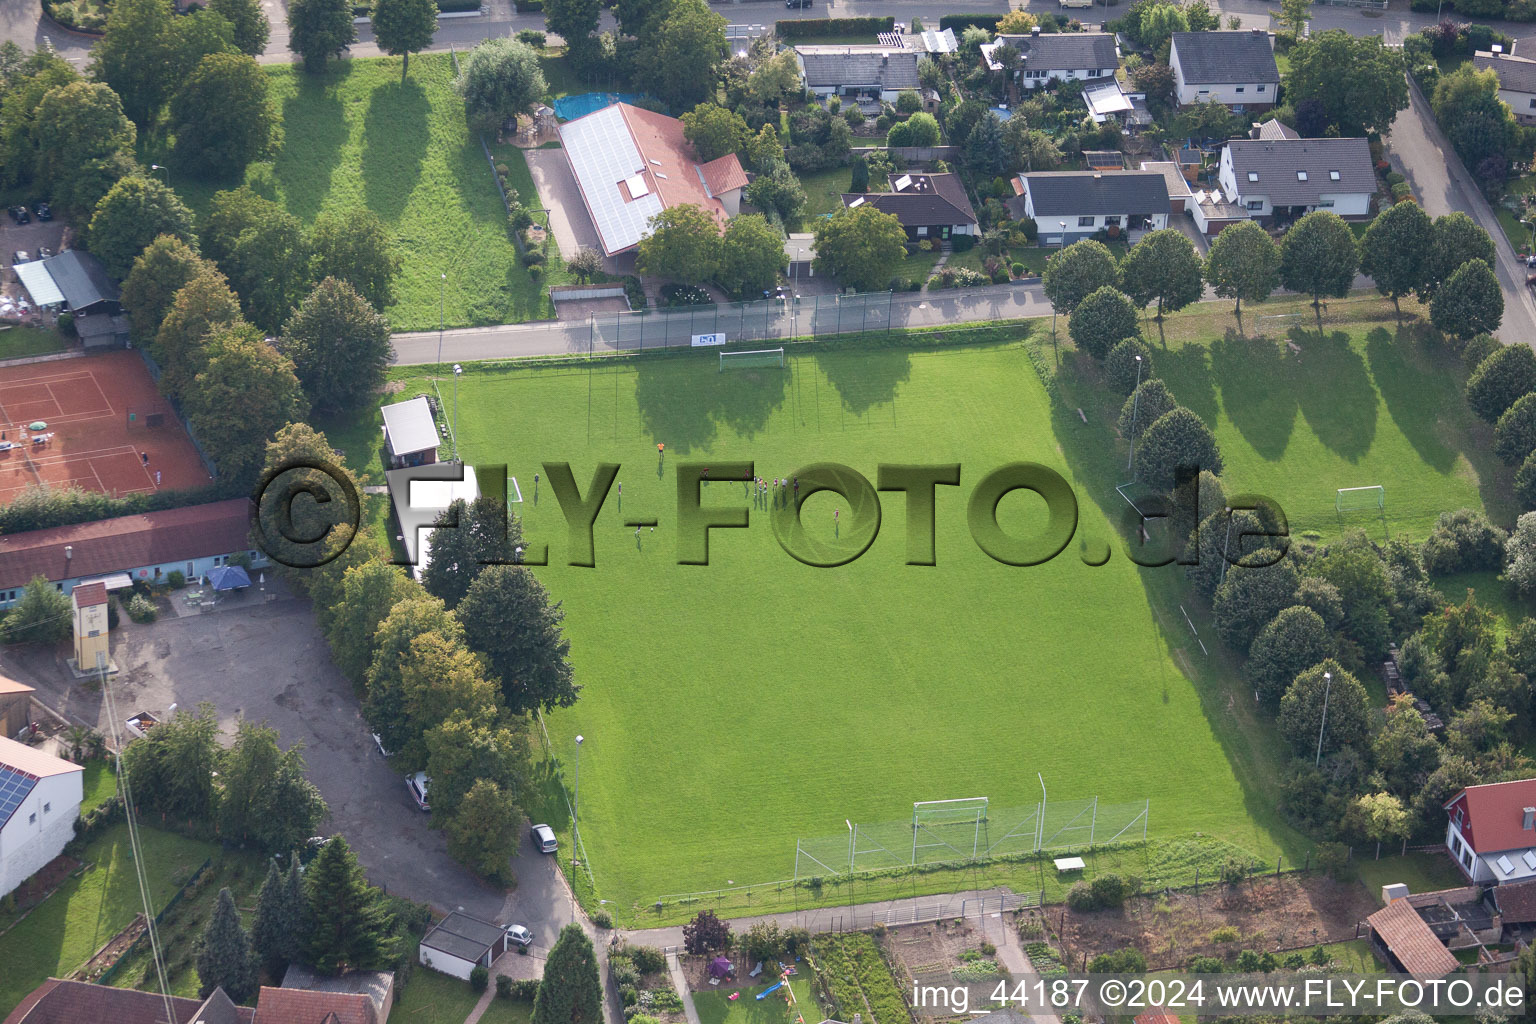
(0, 765, 38, 827)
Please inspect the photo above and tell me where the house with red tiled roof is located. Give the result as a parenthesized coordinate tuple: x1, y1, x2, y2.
(0, 499, 266, 609)
(1445, 778, 1536, 884)
(256, 985, 380, 1024)
(557, 103, 747, 256)
(3, 980, 254, 1024)
(0, 737, 83, 899)
(1365, 898, 1460, 977)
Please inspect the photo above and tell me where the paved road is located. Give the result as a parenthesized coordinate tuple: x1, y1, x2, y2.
(1384, 78, 1536, 345)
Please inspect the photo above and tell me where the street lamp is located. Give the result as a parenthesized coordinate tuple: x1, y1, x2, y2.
(1315, 671, 1333, 767)
(1126, 354, 1143, 475)
(451, 364, 462, 462)
(573, 735, 584, 880)
(150, 164, 169, 189)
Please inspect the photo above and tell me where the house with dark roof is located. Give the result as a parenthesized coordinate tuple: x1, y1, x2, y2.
(839, 173, 978, 242)
(981, 28, 1119, 90)
(3, 980, 254, 1024)
(0, 737, 82, 899)
(1445, 778, 1536, 884)
(1474, 48, 1536, 124)
(794, 45, 921, 105)
(1169, 30, 1279, 109)
(0, 498, 267, 609)
(1217, 132, 1376, 222)
(1012, 170, 1170, 243)
(419, 910, 508, 981)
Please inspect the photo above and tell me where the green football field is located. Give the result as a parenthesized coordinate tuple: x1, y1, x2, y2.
(438, 336, 1285, 912)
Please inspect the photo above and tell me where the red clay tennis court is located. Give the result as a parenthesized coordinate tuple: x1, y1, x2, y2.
(0, 350, 211, 504)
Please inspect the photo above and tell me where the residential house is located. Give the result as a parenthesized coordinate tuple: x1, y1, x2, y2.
(0, 499, 268, 609)
(1474, 47, 1536, 124)
(14, 250, 128, 347)
(419, 910, 509, 981)
(981, 28, 1119, 90)
(1445, 778, 1536, 884)
(1139, 161, 1194, 214)
(281, 964, 395, 1024)
(256, 985, 381, 1024)
(1251, 118, 1300, 141)
(1168, 30, 1280, 109)
(794, 45, 922, 107)
(4, 981, 253, 1024)
(0, 675, 34, 740)
(1011, 170, 1170, 243)
(0, 738, 83, 899)
(558, 102, 747, 257)
(1217, 132, 1376, 222)
(840, 173, 979, 242)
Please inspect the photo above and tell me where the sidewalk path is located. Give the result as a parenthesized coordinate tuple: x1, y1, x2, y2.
(667, 951, 704, 1024)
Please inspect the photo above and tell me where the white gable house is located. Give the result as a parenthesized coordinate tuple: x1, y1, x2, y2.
(1218, 133, 1376, 221)
(1169, 30, 1280, 109)
(0, 737, 84, 898)
(1014, 171, 1170, 244)
(981, 28, 1119, 90)
(1474, 48, 1536, 124)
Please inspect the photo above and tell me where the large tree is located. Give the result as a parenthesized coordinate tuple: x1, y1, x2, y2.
(444, 779, 522, 884)
(397, 631, 503, 767)
(2, 576, 72, 645)
(743, 162, 806, 223)
(1135, 406, 1223, 491)
(1358, 198, 1433, 315)
(1247, 605, 1334, 706)
(424, 709, 530, 822)
(634, 0, 727, 109)
(122, 235, 207, 347)
(682, 102, 749, 162)
(1429, 213, 1496, 299)
(31, 81, 137, 220)
(1278, 660, 1371, 757)
(457, 37, 546, 134)
(637, 204, 722, 283)
(0, 49, 80, 193)
(1495, 393, 1536, 465)
(1120, 228, 1203, 319)
(252, 859, 304, 976)
(208, 0, 270, 55)
(1212, 554, 1300, 655)
(217, 720, 327, 853)
(328, 557, 416, 685)
(197, 887, 259, 1002)
(281, 277, 392, 415)
(1433, 65, 1517, 183)
(1277, 210, 1357, 331)
(88, 175, 198, 279)
(1042, 239, 1121, 316)
(533, 925, 604, 1024)
(1467, 344, 1536, 423)
(119, 704, 220, 821)
(184, 322, 308, 479)
(1068, 286, 1139, 360)
(719, 214, 787, 297)
(543, 0, 601, 70)
(205, 188, 315, 333)
(813, 203, 909, 292)
(153, 265, 242, 401)
(458, 565, 579, 715)
(91, 0, 204, 126)
(309, 209, 401, 312)
(1203, 220, 1279, 325)
(888, 111, 940, 149)
(303, 836, 394, 974)
(419, 495, 521, 608)
(288, 0, 356, 72)
(1285, 30, 1408, 136)
(372, 0, 438, 81)
(1431, 259, 1503, 339)
(171, 52, 276, 178)
(364, 594, 465, 755)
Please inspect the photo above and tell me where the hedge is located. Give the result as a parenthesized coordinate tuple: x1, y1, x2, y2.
(354, 0, 482, 12)
(0, 481, 235, 536)
(939, 13, 1003, 31)
(776, 16, 894, 38)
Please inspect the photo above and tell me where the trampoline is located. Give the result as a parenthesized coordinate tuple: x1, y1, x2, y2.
(553, 92, 644, 121)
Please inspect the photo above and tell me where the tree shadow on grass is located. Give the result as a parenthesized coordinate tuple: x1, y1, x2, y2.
(1287, 328, 1377, 462)
(1152, 343, 1220, 425)
(813, 347, 911, 420)
(1208, 331, 1297, 462)
(1364, 325, 1458, 474)
(274, 74, 348, 223)
(361, 78, 430, 224)
(633, 355, 788, 454)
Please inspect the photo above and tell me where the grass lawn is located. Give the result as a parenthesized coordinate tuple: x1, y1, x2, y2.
(160, 54, 546, 331)
(479, 996, 536, 1024)
(0, 325, 69, 360)
(0, 824, 215, 1013)
(796, 167, 863, 222)
(1431, 569, 1536, 639)
(368, 329, 1295, 921)
(394, 968, 487, 1022)
(1140, 312, 1511, 541)
(694, 976, 818, 1024)
(1353, 850, 1466, 902)
(79, 760, 116, 814)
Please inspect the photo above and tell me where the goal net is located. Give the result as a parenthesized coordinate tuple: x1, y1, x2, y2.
(911, 797, 989, 865)
(1337, 485, 1385, 513)
(719, 347, 785, 371)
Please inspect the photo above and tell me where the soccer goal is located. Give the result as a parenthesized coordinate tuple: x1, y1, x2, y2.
(1337, 485, 1385, 514)
(911, 797, 989, 865)
(719, 347, 785, 371)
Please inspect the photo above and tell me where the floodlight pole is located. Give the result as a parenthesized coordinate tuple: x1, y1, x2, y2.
(1036, 773, 1047, 853)
(437, 272, 447, 376)
(572, 734, 583, 922)
(1315, 672, 1332, 766)
(1126, 354, 1143, 475)
(452, 364, 462, 462)
(1219, 505, 1234, 584)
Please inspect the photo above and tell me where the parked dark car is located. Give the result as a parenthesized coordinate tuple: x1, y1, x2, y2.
(786, 0, 812, 7)
(34, 203, 51, 222)
(37, 246, 53, 259)
(8, 206, 29, 225)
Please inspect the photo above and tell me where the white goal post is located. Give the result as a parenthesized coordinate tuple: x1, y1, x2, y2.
(1337, 485, 1385, 513)
(719, 347, 785, 371)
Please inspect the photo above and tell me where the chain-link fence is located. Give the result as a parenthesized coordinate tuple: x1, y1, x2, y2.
(587, 291, 897, 354)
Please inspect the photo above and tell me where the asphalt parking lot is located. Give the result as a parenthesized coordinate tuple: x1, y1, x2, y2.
(1, 214, 67, 296)
(7, 585, 575, 945)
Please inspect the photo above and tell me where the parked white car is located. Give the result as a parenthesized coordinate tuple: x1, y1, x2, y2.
(532, 823, 557, 853)
(507, 925, 534, 947)
(407, 772, 430, 811)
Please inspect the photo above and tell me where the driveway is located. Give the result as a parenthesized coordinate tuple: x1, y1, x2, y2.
(1385, 78, 1536, 345)
(0, 586, 559, 929)
(525, 148, 605, 265)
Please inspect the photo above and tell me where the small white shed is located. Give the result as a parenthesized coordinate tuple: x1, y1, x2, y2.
(419, 911, 507, 981)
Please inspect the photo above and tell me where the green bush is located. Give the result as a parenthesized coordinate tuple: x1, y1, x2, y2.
(951, 233, 977, 252)
(1209, 925, 1239, 943)
(126, 593, 158, 623)
(629, 945, 666, 975)
(516, 29, 547, 47)
(1104, 338, 1155, 396)
(166, 570, 186, 589)
(1010, 262, 1024, 277)
(1463, 332, 1501, 368)
(777, 16, 895, 37)
(471, 965, 489, 992)
(939, 13, 1003, 30)
(1066, 881, 1097, 911)
(594, 908, 613, 928)
(497, 974, 514, 998)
